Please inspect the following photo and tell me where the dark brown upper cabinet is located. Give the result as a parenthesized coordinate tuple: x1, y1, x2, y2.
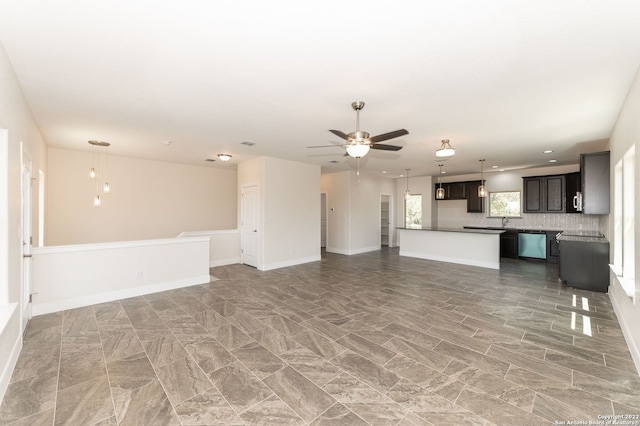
(581, 151, 610, 214)
(523, 175, 565, 213)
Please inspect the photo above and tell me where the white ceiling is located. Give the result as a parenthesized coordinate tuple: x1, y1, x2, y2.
(1, 1, 639, 178)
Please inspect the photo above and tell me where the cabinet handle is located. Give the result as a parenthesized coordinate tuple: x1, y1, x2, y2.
(572, 195, 578, 209)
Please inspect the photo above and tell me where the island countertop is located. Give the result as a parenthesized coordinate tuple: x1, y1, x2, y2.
(397, 227, 505, 235)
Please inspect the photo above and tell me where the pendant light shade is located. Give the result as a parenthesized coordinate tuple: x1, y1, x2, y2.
(436, 139, 455, 157)
(404, 168, 411, 200)
(436, 164, 445, 199)
(478, 159, 487, 198)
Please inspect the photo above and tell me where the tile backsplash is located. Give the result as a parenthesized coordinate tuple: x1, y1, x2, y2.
(468, 213, 600, 232)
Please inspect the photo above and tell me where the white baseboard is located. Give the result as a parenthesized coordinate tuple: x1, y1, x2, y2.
(0, 303, 22, 401)
(210, 257, 240, 267)
(260, 255, 321, 271)
(32, 275, 212, 316)
(326, 246, 380, 256)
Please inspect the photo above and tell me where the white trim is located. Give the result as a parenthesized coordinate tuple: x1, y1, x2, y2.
(0, 303, 21, 404)
(178, 229, 239, 237)
(609, 282, 640, 376)
(31, 236, 211, 255)
(32, 275, 211, 316)
(325, 246, 380, 256)
(610, 264, 636, 299)
(260, 255, 321, 271)
(210, 257, 240, 267)
(399, 250, 500, 270)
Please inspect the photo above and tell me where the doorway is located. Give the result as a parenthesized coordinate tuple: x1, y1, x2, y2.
(320, 193, 327, 248)
(241, 184, 259, 268)
(21, 146, 33, 333)
(380, 194, 391, 247)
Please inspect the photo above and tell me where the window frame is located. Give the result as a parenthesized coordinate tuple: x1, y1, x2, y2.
(487, 190, 522, 218)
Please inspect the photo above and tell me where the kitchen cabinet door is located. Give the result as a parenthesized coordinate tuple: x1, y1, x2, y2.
(523, 177, 543, 212)
(448, 182, 466, 199)
(523, 175, 565, 213)
(466, 181, 485, 213)
(581, 151, 610, 214)
(565, 172, 581, 213)
(500, 230, 519, 258)
(544, 175, 565, 212)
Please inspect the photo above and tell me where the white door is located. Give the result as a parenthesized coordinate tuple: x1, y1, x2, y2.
(241, 184, 259, 267)
(21, 149, 33, 334)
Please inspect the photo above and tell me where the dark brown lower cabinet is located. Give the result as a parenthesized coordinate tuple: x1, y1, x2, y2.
(500, 230, 519, 258)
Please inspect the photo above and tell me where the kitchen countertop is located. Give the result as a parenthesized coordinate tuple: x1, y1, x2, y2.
(463, 226, 607, 242)
(463, 226, 557, 233)
(557, 234, 608, 243)
(398, 227, 505, 235)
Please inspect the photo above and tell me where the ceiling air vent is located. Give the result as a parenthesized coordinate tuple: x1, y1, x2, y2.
(240, 141, 256, 146)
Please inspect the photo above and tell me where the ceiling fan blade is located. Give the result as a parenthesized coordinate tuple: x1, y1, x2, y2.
(369, 129, 409, 143)
(329, 129, 350, 140)
(370, 143, 403, 151)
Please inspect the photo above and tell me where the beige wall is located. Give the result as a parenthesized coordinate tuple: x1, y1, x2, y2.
(322, 171, 397, 254)
(46, 148, 237, 245)
(263, 157, 320, 268)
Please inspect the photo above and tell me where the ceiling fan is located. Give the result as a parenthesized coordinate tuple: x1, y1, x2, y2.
(308, 101, 409, 158)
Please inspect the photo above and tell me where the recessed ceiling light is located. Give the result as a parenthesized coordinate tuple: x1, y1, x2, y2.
(499, 169, 505, 172)
(162, 140, 173, 146)
(382, 171, 387, 174)
(241, 141, 256, 146)
(549, 159, 557, 163)
(399, 174, 404, 177)
(543, 150, 553, 154)
(492, 165, 499, 169)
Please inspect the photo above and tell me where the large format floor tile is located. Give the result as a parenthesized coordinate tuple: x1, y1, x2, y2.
(1, 248, 639, 425)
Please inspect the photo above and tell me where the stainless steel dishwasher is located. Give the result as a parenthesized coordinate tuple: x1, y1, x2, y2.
(517, 231, 546, 259)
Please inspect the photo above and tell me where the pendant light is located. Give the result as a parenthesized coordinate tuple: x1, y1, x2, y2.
(404, 168, 411, 200)
(436, 164, 445, 199)
(478, 159, 487, 198)
(103, 145, 110, 194)
(88, 140, 111, 207)
(89, 142, 97, 179)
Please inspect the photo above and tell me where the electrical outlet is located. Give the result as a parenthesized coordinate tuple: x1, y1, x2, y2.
(135, 270, 143, 279)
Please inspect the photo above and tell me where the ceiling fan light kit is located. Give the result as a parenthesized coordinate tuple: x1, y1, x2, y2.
(217, 153, 232, 162)
(345, 143, 370, 158)
(308, 101, 408, 161)
(436, 139, 455, 157)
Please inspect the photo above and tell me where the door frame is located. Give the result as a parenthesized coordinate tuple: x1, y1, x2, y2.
(240, 183, 261, 268)
(320, 192, 328, 249)
(380, 193, 394, 247)
(20, 144, 33, 334)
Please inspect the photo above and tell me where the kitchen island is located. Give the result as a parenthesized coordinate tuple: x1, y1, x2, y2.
(398, 227, 505, 269)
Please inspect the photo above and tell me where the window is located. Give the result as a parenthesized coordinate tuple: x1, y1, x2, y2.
(613, 146, 635, 298)
(488, 191, 521, 217)
(405, 194, 422, 228)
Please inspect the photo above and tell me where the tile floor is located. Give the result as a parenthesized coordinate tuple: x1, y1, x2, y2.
(1, 248, 640, 425)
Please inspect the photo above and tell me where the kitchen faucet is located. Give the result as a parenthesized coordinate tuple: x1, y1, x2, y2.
(501, 216, 509, 228)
